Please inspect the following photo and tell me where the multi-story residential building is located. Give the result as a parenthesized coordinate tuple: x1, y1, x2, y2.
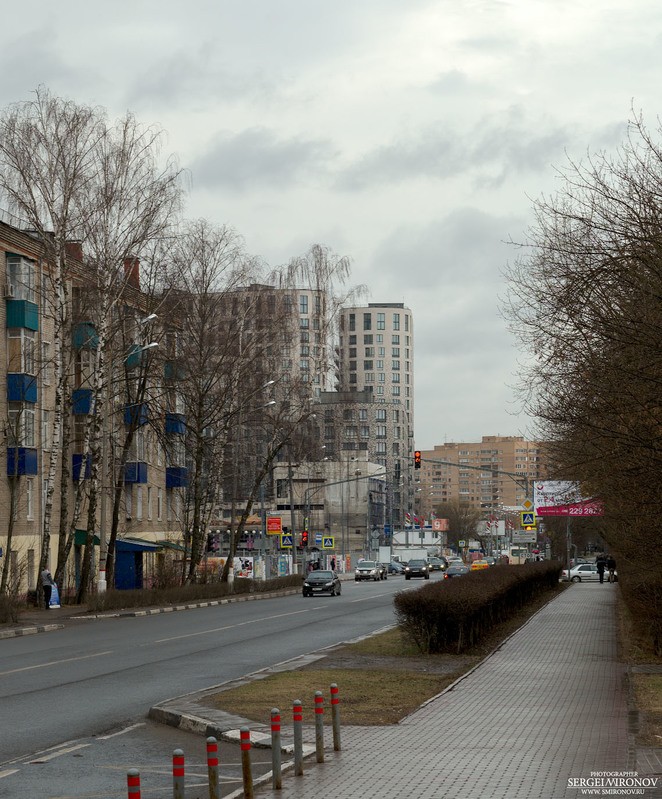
(414, 436, 550, 521)
(334, 303, 414, 536)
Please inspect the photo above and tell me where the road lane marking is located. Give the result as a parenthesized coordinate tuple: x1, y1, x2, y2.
(98, 722, 145, 740)
(152, 608, 312, 643)
(0, 650, 112, 677)
(0, 769, 18, 779)
(29, 744, 89, 763)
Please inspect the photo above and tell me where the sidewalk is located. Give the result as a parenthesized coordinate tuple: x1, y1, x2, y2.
(154, 583, 662, 799)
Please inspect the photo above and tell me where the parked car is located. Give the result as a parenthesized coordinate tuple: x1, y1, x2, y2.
(444, 562, 470, 579)
(355, 561, 384, 581)
(302, 570, 342, 597)
(404, 559, 430, 580)
(427, 556, 448, 571)
(561, 563, 618, 582)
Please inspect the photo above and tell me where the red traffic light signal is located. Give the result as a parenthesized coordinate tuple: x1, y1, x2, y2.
(301, 530, 309, 547)
(414, 450, 421, 469)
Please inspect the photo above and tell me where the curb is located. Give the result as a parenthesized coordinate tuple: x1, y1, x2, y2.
(0, 622, 64, 640)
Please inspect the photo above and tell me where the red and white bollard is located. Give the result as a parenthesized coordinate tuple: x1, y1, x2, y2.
(127, 768, 141, 799)
(206, 736, 220, 799)
(293, 699, 304, 777)
(314, 690, 325, 763)
(330, 682, 341, 751)
(240, 727, 254, 799)
(271, 708, 282, 790)
(172, 748, 185, 799)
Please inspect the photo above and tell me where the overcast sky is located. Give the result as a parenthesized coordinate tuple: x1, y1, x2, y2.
(3, 0, 661, 448)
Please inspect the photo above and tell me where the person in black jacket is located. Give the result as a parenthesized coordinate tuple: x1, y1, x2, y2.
(596, 554, 607, 584)
(606, 555, 617, 583)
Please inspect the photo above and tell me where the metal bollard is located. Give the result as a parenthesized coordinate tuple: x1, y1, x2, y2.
(330, 683, 341, 751)
(240, 727, 254, 799)
(173, 748, 185, 799)
(292, 699, 304, 776)
(206, 736, 220, 799)
(127, 768, 141, 799)
(314, 691, 325, 763)
(271, 708, 282, 790)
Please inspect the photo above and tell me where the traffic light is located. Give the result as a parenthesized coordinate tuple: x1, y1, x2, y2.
(301, 530, 309, 547)
(414, 450, 421, 469)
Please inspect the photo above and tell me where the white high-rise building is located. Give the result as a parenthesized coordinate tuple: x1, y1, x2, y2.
(332, 303, 415, 536)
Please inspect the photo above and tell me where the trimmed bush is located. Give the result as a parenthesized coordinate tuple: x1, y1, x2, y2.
(394, 562, 562, 654)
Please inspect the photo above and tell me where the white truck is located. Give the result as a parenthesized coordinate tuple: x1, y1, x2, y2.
(390, 547, 429, 564)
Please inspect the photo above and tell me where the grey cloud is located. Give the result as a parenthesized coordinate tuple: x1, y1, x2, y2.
(337, 112, 574, 190)
(187, 127, 336, 191)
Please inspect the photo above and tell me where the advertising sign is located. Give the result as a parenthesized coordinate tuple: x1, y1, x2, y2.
(432, 518, 449, 531)
(534, 481, 604, 517)
(267, 516, 282, 534)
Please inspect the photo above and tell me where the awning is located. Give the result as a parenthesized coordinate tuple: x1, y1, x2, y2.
(116, 538, 159, 552)
(74, 529, 100, 546)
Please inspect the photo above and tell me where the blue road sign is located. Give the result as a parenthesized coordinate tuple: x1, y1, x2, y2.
(280, 533, 293, 548)
(322, 537, 334, 548)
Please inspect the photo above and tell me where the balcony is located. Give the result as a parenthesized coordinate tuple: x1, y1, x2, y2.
(72, 388, 93, 415)
(72, 322, 99, 350)
(124, 461, 148, 484)
(124, 403, 149, 427)
(7, 447, 38, 476)
(165, 412, 186, 435)
(164, 360, 185, 381)
(6, 299, 38, 331)
(7, 373, 37, 403)
(166, 466, 188, 489)
(72, 453, 92, 481)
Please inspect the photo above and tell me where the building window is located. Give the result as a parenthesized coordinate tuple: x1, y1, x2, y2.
(365, 347, 374, 357)
(349, 334, 357, 345)
(360, 425, 370, 438)
(300, 317, 309, 328)
(125, 485, 133, 519)
(393, 313, 400, 330)
(359, 409, 367, 421)
(392, 334, 400, 345)
(41, 341, 52, 385)
(364, 373, 374, 382)
(392, 360, 400, 370)
(378, 373, 385, 382)
(157, 488, 163, 520)
(376, 425, 387, 438)
(299, 295, 308, 314)
(8, 329, 36, 374)
(136, 487, 143, 520)
(147, 486, 152, 520)
(26, 478, 34, 519)
(363, 313, 372, 331)
(392, 373, 400, 383)
(377, 312, 385, 330)
(8, 403, 35, 447)
(41, 409, 51, 450)
(376, 409, 386, 421)
(392, 385, 401, 396)
(349, 313, 355, 331)
(364, 360, 373, 370)
(6, 255, 36, 302)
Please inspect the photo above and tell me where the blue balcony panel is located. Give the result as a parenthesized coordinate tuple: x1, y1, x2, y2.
(125, 461, 148, 484)
(166, 466, 188, 489)
(6, 300, 38, 331)
(72, 322, 99, 350)
(72, 388, 93, 415)
(164, 361, 185, 381)
(165, 412, 186, 434)
(7, 373, 37, 403)
(7, 447, 38, 476)
(72, 453, 92, 481)
(124, 403, 149, 427)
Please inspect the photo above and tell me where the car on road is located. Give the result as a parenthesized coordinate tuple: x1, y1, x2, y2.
(302, 570, 342, 597)
(470, 560, 490, 571)
(404, 559, 430, 579)
(444, 562, 470, 579)
(386, 561, 406, 574)
(355, 561, 385, 581)
(427, 556, 448, 571)
(561, 563, 617, 582)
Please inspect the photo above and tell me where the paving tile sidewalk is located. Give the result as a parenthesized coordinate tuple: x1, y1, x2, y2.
(244, 584, 660, 799)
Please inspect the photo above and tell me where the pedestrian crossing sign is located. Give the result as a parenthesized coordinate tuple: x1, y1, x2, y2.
(322, 537, 334, 549)
(280, 533, 293, 548)
(520, 511, 536, 528)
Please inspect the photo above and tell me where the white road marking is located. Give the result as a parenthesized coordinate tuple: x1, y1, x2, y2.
(97, 722, 145, 740)
(29, 744, 89, 763)
(152, 608, 312, 643)
(0, 769, 18, 779)
(0, 650, 113, 677)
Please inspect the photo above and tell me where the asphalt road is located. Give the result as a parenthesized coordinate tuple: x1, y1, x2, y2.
(0, 574, 429, 798)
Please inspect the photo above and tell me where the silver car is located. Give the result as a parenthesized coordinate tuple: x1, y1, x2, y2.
(562, 563, 617, 582)
(355, 561, 384, 581)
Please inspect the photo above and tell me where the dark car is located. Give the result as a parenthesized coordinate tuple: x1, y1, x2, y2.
(427, 556, 448, 571)
(386, 561, 406, 574)
(444, 562, 469, 579)
(355, 561, 384, 581)
(404, 559, 429, 579)
(302, 570, 342, 597)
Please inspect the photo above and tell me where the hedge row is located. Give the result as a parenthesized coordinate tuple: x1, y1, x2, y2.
(393, 562, 563, 654)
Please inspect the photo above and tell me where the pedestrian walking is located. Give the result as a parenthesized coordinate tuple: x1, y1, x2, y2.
(596, 553, 607, 584)
(41, 567, 55, 609)
(330, 557, 336, 571)
(606, 555, 616, 583)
